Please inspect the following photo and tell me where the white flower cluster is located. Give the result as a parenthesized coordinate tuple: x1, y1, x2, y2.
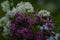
(0, 17, 10, 27)
(1, 1, 34, 18)
(16, 1, 34, 13)
(6, 10, 15, 18)
(5, 7, 18, 18)
(0, 17, 11, 37)
(1, 0, 10, 12)
(38, 10, 50, 16)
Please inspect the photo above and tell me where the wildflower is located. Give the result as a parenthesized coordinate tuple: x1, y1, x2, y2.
(45, 23, 54, 29)
(34, 32, 43, 40)
(6, 10, 15, 18)
(10, 23, 16, 31)
(15, 28, 32, 39)
(1, 0, 10, 12)
(38, 10, 50, 16)
(16, 1, 34, 13)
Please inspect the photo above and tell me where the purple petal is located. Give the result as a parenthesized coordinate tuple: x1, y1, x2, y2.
(34, 32, 43, 40)
(10, 23, 16, 31)
(15, 16, 22, 23)
(45, 23, 54, 29)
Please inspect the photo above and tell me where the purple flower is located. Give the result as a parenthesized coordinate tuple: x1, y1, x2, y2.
(15, 29, 24, 35)
(34, 32, 43, 40)
(10, 23, 16, 31)
(25, 16, 33, 26)
(33, 16, 42, 24)
(15, 28, 32, 39)
(45, 23, 54, 29)
(15, 16, 22, 23)
(22, 28, 32, 39)
(15, 12, 22, 17)
(15, 13, 23, 24)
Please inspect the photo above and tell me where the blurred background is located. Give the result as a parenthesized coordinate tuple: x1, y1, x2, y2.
(0, 0, 60, 40)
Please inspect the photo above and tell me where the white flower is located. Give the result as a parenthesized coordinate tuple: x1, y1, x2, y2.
(24, 2, 34, 12)
(6, 7, 20, 18)
(0, 17, 11, 37)
(47, 36, 54, 40)
(16, 6, 25, 13)
(6, 10, 16, 18)
(40, 26, 44, 30)
(3, 27, 9, 33)
(38, 10, 50, 16)
(16, 1, 27, 13)
(17, 1, 24, 7)
(38, 25, 49, 30)
(55, 33, 59, 40)
(2, 27, 10, 38)
(38, 25, 43, 30)
(6, 7, 23, 18)
(16, 1, 34, 13)
(0, 17, 9, 26)
(12, 7, 17, 14)
(0, 17, 11, 33)
(1, 0, 10, 12)
(43, 25, 49, 30)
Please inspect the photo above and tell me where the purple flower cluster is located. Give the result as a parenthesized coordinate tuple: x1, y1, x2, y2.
(15, 13, 33, 26)
(15, 28, 32, 38)
(10, 23, 32, 39)
(9, 12, 54, 40)
(9, 13, 34, 40)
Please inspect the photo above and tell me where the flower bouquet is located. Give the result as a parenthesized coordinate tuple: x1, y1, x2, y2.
(0, 0, 59, 40)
